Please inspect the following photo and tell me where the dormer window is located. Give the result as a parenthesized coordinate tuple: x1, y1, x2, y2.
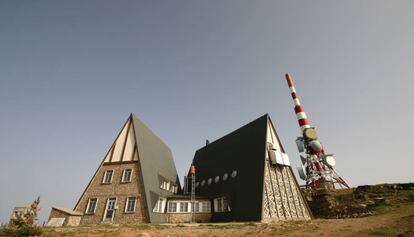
(160, 181, 177, 193)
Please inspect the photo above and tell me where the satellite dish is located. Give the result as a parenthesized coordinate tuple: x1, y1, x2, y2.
(303, 127, 318, 140)
(323, 155, 336, 167)
(297, 166, 306, 180)
(300, 155, 307, 165)
(296, 137, 305, 152)
(309, 140, 322, 152)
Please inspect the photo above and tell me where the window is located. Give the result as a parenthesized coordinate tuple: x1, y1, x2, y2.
(152, 198, 166, 213)
(201, 180, 205, 186)
(223, 173, 228, 181)
(169, 185, 175, 193)
(102, 170, 113, 184)
(201, 201, 211, 213)
(86, 198, 97, 214)
(192, 202, 200, 213)
(231, 170, 238, 178)
(167, 202, 177, 213)
(192, 201, 211, 213)
(125, 197, 137, 213)
(121, 169, 132, 183)
(160, 181, 177, 193)
(214, 197, 230, 212)
(160, 181, 168, 190)
(195, 182, 199, 188)
(214, 176, 220, 183)
(207, 178, 212, 185)
(179, 202, 189, 212)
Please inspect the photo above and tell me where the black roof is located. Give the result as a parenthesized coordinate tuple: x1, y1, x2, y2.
(190, 114, 269, 222)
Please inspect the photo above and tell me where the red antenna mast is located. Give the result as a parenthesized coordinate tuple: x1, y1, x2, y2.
(285, 73, 349, 190)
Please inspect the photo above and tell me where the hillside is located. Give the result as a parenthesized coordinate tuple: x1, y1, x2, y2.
(3, 183, 414, 237)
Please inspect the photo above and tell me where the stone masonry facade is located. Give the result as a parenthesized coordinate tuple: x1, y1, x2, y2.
(74, 161, 149, 224)
(262, 156, 311, 221)
(165, 213, 212, 223)
(48, 209, 81, 226)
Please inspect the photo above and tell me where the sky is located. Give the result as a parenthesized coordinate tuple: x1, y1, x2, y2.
(0, 0, 413, 224)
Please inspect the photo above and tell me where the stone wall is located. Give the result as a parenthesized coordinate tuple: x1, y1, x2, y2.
(75, 162, 149, 225)
(262, 156, 311, 221)
(67, 216, 81, 226)
(165, 213, 212, 223)
(48, 209, 81, 226)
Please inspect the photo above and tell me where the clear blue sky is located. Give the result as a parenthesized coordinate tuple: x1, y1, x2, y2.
(1, 0, 413, 224)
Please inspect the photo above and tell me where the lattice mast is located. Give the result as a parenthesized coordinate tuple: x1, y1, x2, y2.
(190, 164, 196, 223)
(285, 73, 349, 190)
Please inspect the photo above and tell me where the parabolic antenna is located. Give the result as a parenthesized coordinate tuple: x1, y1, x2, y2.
(303, 127, 318, 140)
(308, 140, 322, 152)
(323, 155, 336, 167)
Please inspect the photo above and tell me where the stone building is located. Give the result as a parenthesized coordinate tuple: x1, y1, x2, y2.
(48, 113, 311, 225)
(73, 113, 180, 224)
(47, 207, 82, 227)
(9, 206, 30, 226)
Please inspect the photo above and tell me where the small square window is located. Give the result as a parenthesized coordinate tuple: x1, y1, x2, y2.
(125, 197, 136, 213)
(201, 201, 211, 213)
(167, 202, 177, 213)
(179, 202, 189, 213)
(86, 198, 97, 214)
(102, 170, 113, 184)
(122, 169, 132, 183)
(214, 197, 230, 212)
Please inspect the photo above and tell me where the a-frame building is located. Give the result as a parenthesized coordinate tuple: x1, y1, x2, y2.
(188, 114, 311, 222)
(74, 114, 180, 224)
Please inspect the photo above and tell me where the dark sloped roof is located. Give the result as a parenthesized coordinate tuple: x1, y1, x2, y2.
(131, 114, 181, 224)
(190, 114, 269, 222)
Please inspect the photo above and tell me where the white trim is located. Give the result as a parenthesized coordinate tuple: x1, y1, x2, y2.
(102, 197, 117, 222)
(124, 196, 137, 213)
(121, 169, 133, 183)
(85, 198, 98, 214)
(102, 170, 114, 184)
(214, 197, 230, 213)
(166, 200, 211, 214)
(152, 197, 166, 213)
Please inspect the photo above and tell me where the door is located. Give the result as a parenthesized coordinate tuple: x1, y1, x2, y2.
(103, 198, 117, 222)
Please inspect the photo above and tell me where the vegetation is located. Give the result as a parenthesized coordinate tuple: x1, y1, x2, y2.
(0, 197, 43, 237)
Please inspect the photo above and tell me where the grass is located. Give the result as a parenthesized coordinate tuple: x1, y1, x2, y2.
(351, 227, 404, 237)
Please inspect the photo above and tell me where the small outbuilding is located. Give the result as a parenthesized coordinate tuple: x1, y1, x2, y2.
(47, 207, 82, 227)
(9, 206, 30, 226)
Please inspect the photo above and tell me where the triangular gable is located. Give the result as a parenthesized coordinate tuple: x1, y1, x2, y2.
(104, 116, 138, 163)
(262, 116, 312, 221)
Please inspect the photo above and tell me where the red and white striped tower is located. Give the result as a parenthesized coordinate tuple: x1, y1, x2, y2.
(285, 73, 311, 133)
(284, 73, 349, 190)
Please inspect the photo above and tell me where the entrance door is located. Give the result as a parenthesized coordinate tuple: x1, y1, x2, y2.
(103, 198, 117, 222)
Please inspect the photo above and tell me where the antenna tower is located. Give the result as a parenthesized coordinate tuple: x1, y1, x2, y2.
(285, 73, 349, 190)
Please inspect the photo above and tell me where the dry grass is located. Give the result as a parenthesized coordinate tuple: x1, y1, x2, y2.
(38, 204, 414, 237)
